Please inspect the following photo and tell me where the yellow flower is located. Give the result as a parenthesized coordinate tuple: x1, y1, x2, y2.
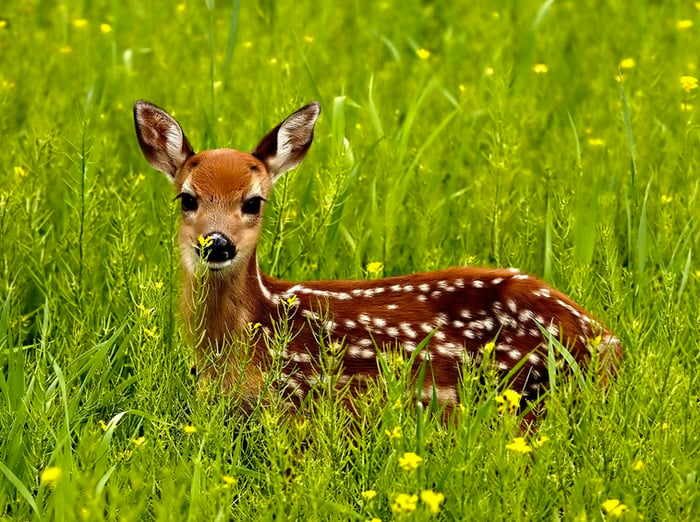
(681, 102, 694, 112)
(391, 493, 418, 514)
(132, 436, 146, 446)
(533, 63, 548, 74)
(177, 4, 186, 13)
(505, 436, 532, 454)
(14, 166, 27, 179)
(680, 75, 698, 92)
(632, 459, 644, 471)
(588, 138, 606, 147)
(367, 519, 382, 522)
(677, 19, 693, 30)
(100, 23, 112, 34)
(385, 426, 402, 440)
(366, 261, 383, 275)
(183, 425, 197, 435)
(303, 35, 314, 43)
(619, 58, 636, 69)
(482, 340, 495, 356)
(222, 475, 237, 487)
(398, 451, 423, 471)
(248, 321, 262, 331)
(40, 467, 62, 488)
(73, 19, 88, 28)
(0, 20, 7, 29)
(495, 389, 522, 414)
(416, 48, 431, 60)
(660, 194, 672, 204)
(533, 435, 549, 448)
(420, 489, 445, 514)
(99, 420, 108, 431)
(361, 489, 377, 501)
(602, 498, 629, 517)
(485, 67, 494, 76)
(143, 326, 158, 339)
(286, 295, 297, 305)
(197, 234, 213, 249)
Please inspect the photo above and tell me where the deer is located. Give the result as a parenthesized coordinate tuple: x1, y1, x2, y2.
(133, 99, 622, 418)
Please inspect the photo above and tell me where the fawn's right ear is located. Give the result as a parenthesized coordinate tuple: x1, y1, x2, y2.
(133, 100, 194, 180)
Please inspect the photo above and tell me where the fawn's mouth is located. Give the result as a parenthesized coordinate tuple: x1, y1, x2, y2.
(204, 259, 234, 271)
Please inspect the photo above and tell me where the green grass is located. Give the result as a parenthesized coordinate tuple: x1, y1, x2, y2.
(1, 0, 700, 520)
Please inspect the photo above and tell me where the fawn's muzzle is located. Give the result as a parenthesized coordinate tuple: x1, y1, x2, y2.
(197, 232, 236, 267)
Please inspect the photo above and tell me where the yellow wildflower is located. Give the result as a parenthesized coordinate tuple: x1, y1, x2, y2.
(533, 63, 548, 74)
(533, 435, 550, 448)
(100, 23, 112, 34)
(660, 195, 672, 204)
(0, 20, 7, 29)
(183, 425, 197, 435)
(602, 498, 629, 517)
(505, 436, 532, 454)
(367, 519, 382, 522)
(677, 19, 693, 30)
(143, 326, 158, 339)
(680, 75, 698, 92)
(14, 166, 27, 179)
(587, 138, 606, 147)
(286, 295, 297, 305)
(482, 340, 495, 356)
(391, 493, 418, 514)
(222, 475, 236, 487)
(495, 389, 521, 414)
(73, 19, 88, 28)
(615, 74, 626, 83)
(153, 281, 164, 291)
(197, 234, 213, 249)
(361, 489, 377, 501)
(99, 420, 108, 431)
(632, 459, 644, 471)
(416, 48, 431, 60)
(398, 452, 423, 471)
(132, 436, 146, 446)
(303, 35, 314, 43)
(385, 426, 402, 440)
(248, 321, 262, 331)
(485, 67, 494, 76)
(366, 261, 384, 275)
(681, 102, 694, 112)
(619, 58, 636, 69)
(40, 467, 62, 488)
(420, 489, 445, 514)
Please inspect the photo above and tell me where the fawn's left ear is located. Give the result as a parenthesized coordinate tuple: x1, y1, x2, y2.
(134, 100, 194, 181)
(253, 101, 320, 182)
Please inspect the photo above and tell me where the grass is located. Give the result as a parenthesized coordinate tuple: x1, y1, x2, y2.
(1, 0, 699, 519)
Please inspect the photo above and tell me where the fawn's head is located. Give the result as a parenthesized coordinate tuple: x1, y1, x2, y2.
(134, 101, 320, 274)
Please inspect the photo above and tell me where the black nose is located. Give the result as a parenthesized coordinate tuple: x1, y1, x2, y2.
(197, 233, 236, 263)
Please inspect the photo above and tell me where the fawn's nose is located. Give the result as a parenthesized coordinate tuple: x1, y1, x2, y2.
(197, 232, 236, 265)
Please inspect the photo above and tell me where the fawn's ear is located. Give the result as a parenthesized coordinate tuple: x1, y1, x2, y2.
(133, 100, 194, 180)
(252, 101, 320, 182)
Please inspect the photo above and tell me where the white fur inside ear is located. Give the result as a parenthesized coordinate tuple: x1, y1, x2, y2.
(164, 124, 185, 162)
(267, 103, 320, 179)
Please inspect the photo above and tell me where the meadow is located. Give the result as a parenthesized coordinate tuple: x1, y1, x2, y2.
(1, 0, 699, 519)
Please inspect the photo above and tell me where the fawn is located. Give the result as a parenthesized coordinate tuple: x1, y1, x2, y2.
(134, 100, 621, 416)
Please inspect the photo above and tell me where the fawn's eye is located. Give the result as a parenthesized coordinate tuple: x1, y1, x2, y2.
(177, 193, 198, 212)
(242, 196, 265, 215)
